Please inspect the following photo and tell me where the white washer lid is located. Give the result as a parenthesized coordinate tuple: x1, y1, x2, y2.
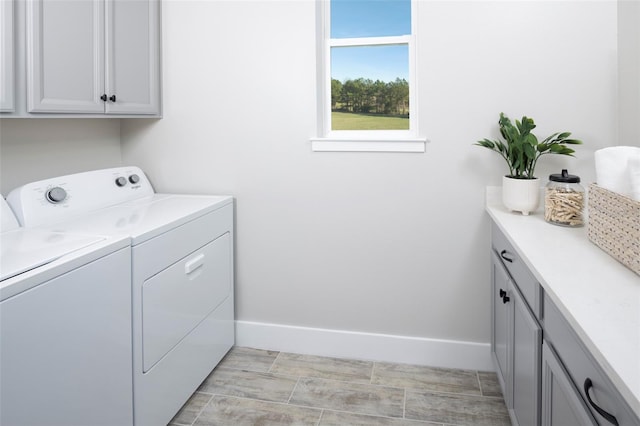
(0, 229, 104, 281)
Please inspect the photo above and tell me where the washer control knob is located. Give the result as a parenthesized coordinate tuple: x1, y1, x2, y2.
(115, 177, 127, 187)
(128, 174, 140, 184)
(46, 187, 67, 204)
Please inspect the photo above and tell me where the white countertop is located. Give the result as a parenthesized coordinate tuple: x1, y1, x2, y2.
(485, 186, 640, 418)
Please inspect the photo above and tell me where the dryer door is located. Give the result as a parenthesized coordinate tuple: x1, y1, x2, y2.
(142, 232, 231, 372)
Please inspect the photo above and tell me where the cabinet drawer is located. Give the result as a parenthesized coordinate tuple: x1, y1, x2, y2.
(492, 223, 542, 320)
(544, 294, 640, 426)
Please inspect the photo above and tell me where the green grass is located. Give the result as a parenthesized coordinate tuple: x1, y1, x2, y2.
(332, 111, 409, 131)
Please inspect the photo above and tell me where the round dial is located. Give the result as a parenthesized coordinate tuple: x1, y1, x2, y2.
(128, 174, 140, 184)
(115, 177, 127, 187)
(46, 187, 67, 204)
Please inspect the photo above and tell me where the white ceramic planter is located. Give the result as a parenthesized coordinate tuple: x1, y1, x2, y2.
(502, 176, 540, 215)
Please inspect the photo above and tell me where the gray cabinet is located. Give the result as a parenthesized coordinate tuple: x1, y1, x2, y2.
(105, 0, 160, 114)
(0, 0, 14, 112)
(544, 293, 640, 426)
(26, 0, 160, 115)
(541, 341, 597, 426)
(490, 221, 640, 426)
(490, 238, 541, 426)
(511, 281, 541, 426)
(491, 251, 511, 406)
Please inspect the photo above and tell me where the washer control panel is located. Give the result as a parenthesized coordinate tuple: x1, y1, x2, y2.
(6, 167, 154, 227)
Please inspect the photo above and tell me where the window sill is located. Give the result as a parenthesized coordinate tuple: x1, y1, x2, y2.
(310, 137, 428, 153)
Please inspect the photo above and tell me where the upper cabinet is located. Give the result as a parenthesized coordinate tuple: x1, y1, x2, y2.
(27, 0, 105, 113)
(27, 0, 160, 115)
(1, 0, 161, 117)
(105, 0, 160, 114)
(0, 0, 15, 112)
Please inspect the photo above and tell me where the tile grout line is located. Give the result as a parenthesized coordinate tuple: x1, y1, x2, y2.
(287, 377, 301, 404)
(189, 392, 216, 426)
(310, 408, 413, 423)
(476, 370, 484, 397)
(403, 387, 407, 419)
(268, 351, 282, 374)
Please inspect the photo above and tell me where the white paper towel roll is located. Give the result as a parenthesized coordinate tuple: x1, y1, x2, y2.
(594, 146, 640, 197)
(629, 153, 640, 201)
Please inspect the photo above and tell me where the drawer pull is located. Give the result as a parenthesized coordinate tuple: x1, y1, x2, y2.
(499, 289, 510, 304)
(184, 253, 205, 275)
(584, 378, 619, 425)
(500, 250, 514, 263)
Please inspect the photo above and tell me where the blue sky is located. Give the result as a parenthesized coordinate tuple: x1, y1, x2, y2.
(330, 0, 411, 83)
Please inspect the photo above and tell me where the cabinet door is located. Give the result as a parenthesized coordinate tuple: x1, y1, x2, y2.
(491, 251, 512, 407)
(27, 0, 105, 113)
(0, 0, 15, 112)
(105, 0, 160, 114)
(511, 279, 542, 426)
(542, 341, 597, 426)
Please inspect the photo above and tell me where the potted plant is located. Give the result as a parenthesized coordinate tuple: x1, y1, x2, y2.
(475, 112, 582, 215)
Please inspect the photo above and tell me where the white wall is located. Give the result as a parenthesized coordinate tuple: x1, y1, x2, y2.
(120, 0, 617, 366)
(618, 0, 640, 147)
(0, 119, 123, 194)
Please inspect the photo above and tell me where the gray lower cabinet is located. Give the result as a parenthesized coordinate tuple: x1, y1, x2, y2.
(491, 247, 541, 426)
(26, 0, 160, 115)
(511, 281, 541, 426)
(491, 222, 640, 426)
(541, 341, 597, 426)
(491, 251, 512, 406)
(544, 293, 640, 426)
(0, 0, 14, 112)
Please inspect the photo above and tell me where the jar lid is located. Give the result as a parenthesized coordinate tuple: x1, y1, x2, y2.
(549, 169, 580, 183)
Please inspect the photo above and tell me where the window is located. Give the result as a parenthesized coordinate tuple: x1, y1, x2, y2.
(312, 0, 426, 152)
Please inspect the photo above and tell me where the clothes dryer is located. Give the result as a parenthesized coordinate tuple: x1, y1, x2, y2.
(8, 167, 235, 426)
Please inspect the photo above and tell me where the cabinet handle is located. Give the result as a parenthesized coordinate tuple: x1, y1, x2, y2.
(584, 378, 619, 425)
(499, 289, 510, 304)
(500, 250, 514, 263)
(100, 94, 107, 102)
(109, 95, 116, 102)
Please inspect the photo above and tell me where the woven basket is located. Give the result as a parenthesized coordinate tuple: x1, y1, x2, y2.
(587, 183, 640, 276)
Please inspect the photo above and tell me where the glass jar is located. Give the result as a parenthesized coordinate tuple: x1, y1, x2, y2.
(545, 169, 585, 227)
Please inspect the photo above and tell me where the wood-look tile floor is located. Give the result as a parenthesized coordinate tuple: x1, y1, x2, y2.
(168, 347, 510, 426)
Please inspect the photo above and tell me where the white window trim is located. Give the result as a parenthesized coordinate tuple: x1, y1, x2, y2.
(313, 0, 426, 153)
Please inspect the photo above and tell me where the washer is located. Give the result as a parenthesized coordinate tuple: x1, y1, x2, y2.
(0, 197, 133, 426)
(7, 167, 235, 426)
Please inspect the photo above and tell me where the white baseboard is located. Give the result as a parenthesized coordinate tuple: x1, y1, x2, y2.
(235, 321, 494, 372)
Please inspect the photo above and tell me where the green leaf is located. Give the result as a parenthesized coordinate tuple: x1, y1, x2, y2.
(524, 133, 538, 146)
(475, 139, 496, 149)
(540, 132, 560, 144)
(537, 143, 550, 153)
(519, 116, 536, 134)
(549, 144, 576, 155)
